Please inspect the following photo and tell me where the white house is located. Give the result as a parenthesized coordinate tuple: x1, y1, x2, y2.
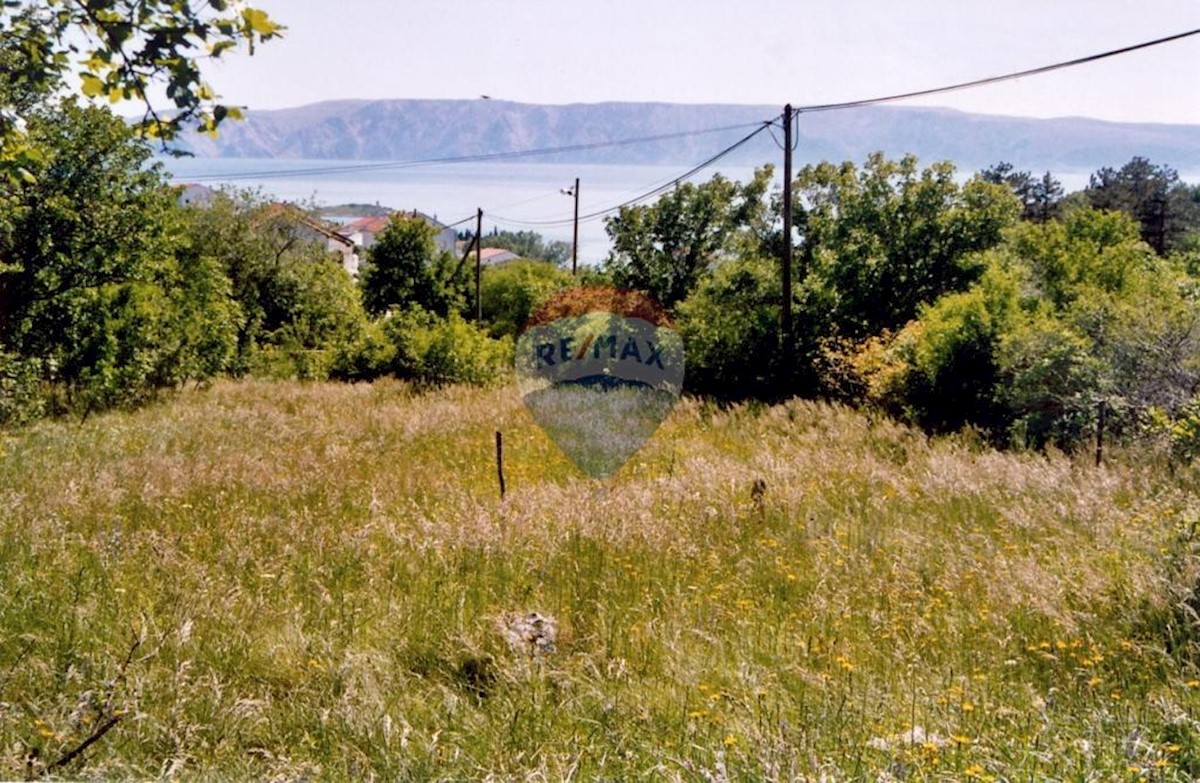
(175, 182, 216, 207)
(258, 202, 362, 277)
(298, 217, 361, 277)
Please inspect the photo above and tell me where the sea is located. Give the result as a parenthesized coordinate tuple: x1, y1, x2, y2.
(158, 157, 1124, 266)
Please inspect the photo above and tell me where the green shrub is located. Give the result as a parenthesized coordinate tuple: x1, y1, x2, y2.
(676, 256, 781, 398)
(1149, 399, 1200, 463)
(329, 321, 397, 382)
(996, 309, 1105, 449)
(826, 263, 1022, 439)
(479, 260, 573, 339)
(385, 309, 512, 387)
(331, 309, 511, 387)
(246, 345, 335, 381)
(0, 353, 44, 428)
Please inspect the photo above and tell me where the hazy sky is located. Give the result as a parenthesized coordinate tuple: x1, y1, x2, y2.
(198, 0, 1200, 124)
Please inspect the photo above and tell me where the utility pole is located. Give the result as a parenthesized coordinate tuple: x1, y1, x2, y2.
(475, 207, 483, 326)
(562, 179, 580, 276)
(572, 177, 580, 277)
(781, 104, 794, 348)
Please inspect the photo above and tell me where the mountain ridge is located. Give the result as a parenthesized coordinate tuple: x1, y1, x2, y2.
(177, 99, 1200, 174)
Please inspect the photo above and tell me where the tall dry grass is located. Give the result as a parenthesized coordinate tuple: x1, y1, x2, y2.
(1, 379, 1199, 780)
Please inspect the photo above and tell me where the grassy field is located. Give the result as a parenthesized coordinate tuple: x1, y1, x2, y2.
(2, 380, 1200, 780)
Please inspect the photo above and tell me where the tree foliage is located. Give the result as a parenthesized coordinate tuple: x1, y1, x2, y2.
(0, 0, 282, 146)
(980, 162, 1064, 223)
(360, 215, 462, 317)
(604, 167, 773, 308)
(796, 153, 1021, 339)
(834, 206, 1200, 449)
(676, 255, 782, 398)
(481, 229, 572, 266)
(330, 307, 512, 387)
(1084, 157, 1199, 255)
(177, 192, 368, 376)
(478, 259, 573, 339)
(0, 99, 238, 418)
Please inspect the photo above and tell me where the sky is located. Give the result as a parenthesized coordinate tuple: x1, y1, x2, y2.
(194, 0, 1200, 125)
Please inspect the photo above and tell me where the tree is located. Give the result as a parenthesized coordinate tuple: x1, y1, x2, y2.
(1084, 157, 1198, 255)
(0, 0, 282, 147)
(603, 167, 773, 308)
(0, 99, 239, 415)
(995, 209, 1200, 446)
(797, 153, 1020, 338)
(360, 215, 461, 317)
(0, 99, 176, 357)
(177, 191, 368, 375)
(980, 162, 1063, 223)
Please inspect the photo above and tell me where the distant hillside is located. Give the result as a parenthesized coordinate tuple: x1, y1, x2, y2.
(177, 99, 1200, 174)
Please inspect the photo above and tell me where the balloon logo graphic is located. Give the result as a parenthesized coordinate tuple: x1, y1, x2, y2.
(516, 287, 685, 477)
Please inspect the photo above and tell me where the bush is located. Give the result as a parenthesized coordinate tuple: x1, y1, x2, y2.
(386, 309, 512, 387)
(479, 260, 573, 339)
(676, 256, 781, 399)
(825, 264, 1021, 439)
(246, 345, 335, 381)
(996, 309, 1105, 449)
(0, 353, 45, 428)
(329, 321, 396, 383)
(332, 309, 511, 387)
(1150, 399, 1200, 463)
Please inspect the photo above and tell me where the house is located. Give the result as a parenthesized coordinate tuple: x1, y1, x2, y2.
(298, 217, 361, 277)
(339, 211, 458, 256)
(258, 203, 362, 277)
(175, 182, 216, 207)
(479, 247, 519, 265)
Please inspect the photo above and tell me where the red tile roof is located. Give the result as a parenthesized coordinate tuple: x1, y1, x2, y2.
(341, 215, 391, 234)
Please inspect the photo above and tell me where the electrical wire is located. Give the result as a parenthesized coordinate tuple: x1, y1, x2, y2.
(792, 27, 1200, 116)
(442, 214, 476, 229)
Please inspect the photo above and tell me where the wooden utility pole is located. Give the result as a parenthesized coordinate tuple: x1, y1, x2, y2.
(781, 104, 794, 347)
(495, 430, 506, 499)
(571, 177, 580, 276)
(475, 208, 483, 325)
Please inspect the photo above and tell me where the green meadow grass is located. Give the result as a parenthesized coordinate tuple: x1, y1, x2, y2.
(2, 379, 1200, 780)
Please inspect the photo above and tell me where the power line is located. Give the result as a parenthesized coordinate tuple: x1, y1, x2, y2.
(793, 27, 1200, 115)
(184, 27, 1200, 235)
(183, 121, 767, 182)
(442, 214, 476, 229)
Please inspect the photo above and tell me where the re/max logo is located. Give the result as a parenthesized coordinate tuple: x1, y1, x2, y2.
(535, 334, 667, 370)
